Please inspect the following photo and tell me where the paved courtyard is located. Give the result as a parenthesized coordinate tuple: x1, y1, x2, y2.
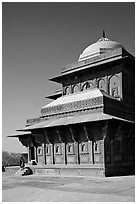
(2, 172, 135, 202)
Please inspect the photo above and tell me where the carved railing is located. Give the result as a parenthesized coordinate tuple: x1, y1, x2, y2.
(41, 96, 103, 117)
(26, 117, 41, 126)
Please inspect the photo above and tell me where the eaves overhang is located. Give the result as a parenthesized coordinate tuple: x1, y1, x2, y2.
(7, 132, 32, 138)
(50, 49, 134, 84)
(50, 56, 126, 84)
(46, 92, 62, 100)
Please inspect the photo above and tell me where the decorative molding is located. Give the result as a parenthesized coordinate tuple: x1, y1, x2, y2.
(41, 96, 103, 117)
(26, 117, 41, 126)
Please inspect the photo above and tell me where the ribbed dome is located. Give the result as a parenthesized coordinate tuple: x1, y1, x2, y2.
(78, 36, 125, 61)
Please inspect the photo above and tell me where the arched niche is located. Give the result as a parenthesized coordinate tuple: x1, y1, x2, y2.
(82, 81, 94, 91)
(98, 78, 106, 92)
(65, 86, 71, 95)
(108, 75, 120, 98)
(72, 84, 80, 93)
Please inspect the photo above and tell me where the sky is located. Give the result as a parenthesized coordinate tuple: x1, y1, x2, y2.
(2, 2, 135, 153)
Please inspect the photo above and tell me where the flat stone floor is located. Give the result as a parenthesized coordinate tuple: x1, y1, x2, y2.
(2, 172, 135, 202)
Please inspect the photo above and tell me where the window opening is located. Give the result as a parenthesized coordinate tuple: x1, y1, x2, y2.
(56, 146, 59, 153)
(68, 145, 72, 153)
(46, 146, 49, 154)
(81, 144, 86, 152)
(38, 149, 41, 154)
(112, 87, 118, 97)
(95, 143, 98, 151)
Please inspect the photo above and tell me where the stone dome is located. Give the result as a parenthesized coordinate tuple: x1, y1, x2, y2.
(78, 35, 125, 61)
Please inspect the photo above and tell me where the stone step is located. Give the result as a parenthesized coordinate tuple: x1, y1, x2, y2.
(31, 165, 105, 177)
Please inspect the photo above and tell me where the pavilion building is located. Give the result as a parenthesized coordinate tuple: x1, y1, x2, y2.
(9, 33, 135, 176)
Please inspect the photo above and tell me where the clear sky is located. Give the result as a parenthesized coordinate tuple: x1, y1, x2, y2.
(2, 2, 135, 153)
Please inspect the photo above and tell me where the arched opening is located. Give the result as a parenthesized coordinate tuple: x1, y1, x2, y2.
(98, 78, 106, 92)
(81, 143, 86, 152)
(72, 84, 79, 93)
(82, 82, 94, 91)
(65, 86, 70, 95)
(109, 75, 120, 98)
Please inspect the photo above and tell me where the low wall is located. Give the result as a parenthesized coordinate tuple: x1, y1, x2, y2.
(4, 165, 105, 177)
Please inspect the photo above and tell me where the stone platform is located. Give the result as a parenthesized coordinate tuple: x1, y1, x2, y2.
(5, 164, 105, 177)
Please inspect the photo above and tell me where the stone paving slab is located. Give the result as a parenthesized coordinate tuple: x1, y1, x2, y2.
(2, 173, 135, 202)
(2, 186, 134, 202)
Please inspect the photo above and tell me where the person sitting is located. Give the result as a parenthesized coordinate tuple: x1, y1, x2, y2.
(20, 157, 25, 170)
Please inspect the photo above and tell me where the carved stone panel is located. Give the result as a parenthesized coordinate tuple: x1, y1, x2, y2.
(41, 96, 103, 116)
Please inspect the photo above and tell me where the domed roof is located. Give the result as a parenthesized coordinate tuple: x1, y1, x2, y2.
(78, 32, 125, 61)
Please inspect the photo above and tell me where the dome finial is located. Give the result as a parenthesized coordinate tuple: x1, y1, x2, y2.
(102, 30, 106, 38)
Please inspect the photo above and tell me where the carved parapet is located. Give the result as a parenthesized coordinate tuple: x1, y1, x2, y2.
(41, 96, 103, 117)
(26, 117, 41, 126)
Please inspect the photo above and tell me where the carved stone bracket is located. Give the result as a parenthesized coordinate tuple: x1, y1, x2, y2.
(83, 124, 90, 141)
(56, 128, 63, 143)
(31, 130, 45, 146)
(44, 130, 52, 144)
(69, 126, 76, 142)
(18, 135, 33, 147)
(102, 121, 108, 140)
(127, 124, 135, 139)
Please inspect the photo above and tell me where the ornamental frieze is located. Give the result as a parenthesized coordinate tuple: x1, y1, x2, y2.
(41, 96, 103, 116)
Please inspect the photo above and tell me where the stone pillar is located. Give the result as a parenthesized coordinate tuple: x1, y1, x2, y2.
(34, 147, 38, 163)
(83, 124, 91, 164)
(119, 72, 123, 99)
(74, 142, 79, 164)
(51, 143, 55, 165)
(56, 128, 66, 164)
(106, 76, 109, 94)
(42, 143, 45, 165)
(111, 140, 114, 164)
(69, 126, 79, 164)
(101, 139, 105, 165)
(27, 147, 30, 163)
(62, 143, 66, 164)
(88, 140, 93, 164)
